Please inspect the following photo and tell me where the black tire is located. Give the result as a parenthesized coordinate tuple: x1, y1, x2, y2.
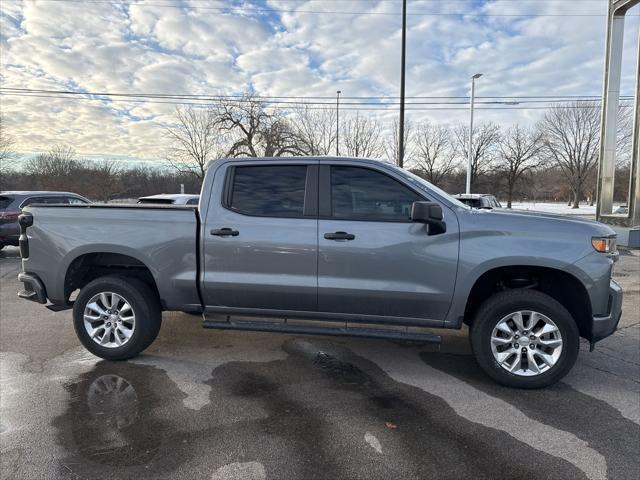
(470, 289, 579, 389)
(73, 275, 162, 361)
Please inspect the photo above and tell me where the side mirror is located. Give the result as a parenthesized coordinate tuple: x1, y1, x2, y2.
(411, 201, 446, 235)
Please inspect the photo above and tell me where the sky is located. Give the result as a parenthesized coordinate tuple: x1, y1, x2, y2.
(0, 0, 638, 165)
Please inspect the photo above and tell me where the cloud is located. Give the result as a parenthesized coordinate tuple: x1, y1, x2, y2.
(0, 0, 637, 162)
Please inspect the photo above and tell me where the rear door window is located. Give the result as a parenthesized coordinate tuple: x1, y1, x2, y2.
(229, 165, 308, 217)
(42, 197, 70, 204)
(21, 197, 45, 207)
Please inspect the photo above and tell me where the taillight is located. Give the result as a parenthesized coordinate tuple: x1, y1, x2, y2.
(0, 212, 20, 224)
(18, 213, 33, 258)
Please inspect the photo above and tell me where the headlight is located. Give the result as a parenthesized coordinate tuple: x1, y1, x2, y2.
(592, 236, 617, 254)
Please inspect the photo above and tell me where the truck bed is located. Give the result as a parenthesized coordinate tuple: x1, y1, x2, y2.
(20, 204, 201, 310)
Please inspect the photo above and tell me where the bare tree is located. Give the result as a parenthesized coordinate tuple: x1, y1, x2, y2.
(5, 159, 205, 201)
(165, 105, 224, 180)
(25, 145, 78, 175)
(89, 160, 123, 202)
(341, 114, 384, 158)
(539, 102, 600, 208)
(24, 145, 81, 191)
(453, 122, 501, 190)
(293, 106, 336, 155)
(413, 122, 458, 186)
(214, 95, 301, 158)
(496, 124, 543, 208)
(615, 106, 633, 167)
(384, 118, 414, 166)
(0, 118, 16, 175)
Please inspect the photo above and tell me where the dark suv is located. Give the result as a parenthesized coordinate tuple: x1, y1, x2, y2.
(0, 191, 90, 249)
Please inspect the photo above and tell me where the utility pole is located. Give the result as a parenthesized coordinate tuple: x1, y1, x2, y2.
(466, 73, 482, 194)
(336, 90, 341, 156)
(398, 0, 407, 168)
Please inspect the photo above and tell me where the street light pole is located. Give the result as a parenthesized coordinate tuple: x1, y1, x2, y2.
(398, 0, 407, 168)
(336, 90, 341, 156)
(466, 73, 482, 194)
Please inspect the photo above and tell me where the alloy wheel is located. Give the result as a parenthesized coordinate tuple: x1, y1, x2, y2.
(490, 310, 563, 376)
(83, 292, 136, 348)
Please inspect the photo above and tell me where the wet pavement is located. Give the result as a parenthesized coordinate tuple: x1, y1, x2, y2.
(1, 246, 639, 479)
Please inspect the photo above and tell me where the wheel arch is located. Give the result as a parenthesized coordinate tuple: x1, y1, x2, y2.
(64, 250, 161, 308)
(462, 265, 593, 339)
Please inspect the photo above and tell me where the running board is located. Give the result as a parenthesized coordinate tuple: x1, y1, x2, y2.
(202, 317, 442, 344)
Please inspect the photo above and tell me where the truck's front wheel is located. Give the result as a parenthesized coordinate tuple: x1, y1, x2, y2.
(470, 290, 579, 389)
(73, 276, 161, 361)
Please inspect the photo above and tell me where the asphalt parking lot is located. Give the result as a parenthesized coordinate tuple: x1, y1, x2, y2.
(1, 245, 638, 480)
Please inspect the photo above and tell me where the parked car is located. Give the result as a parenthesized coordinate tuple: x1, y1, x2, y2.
(613, 205, 628, 215)
(0, 191, 89, 249)
(137, 194, 199, 206)
(17, 157, 621, 388)
(454, 194, 502, 209)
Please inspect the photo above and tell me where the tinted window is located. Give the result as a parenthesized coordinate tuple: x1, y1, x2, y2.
(460, 198, 482, 208)
(230, 165, 307, 217)
(42, 196, 69, 204)
(186, 198, 199, 205)
(23, 196, 72, 206)
(66, 196, 88, 205)
(0, 196, 14, 210)
(21, 197, 45, 207)
(330, 166, 422, 221)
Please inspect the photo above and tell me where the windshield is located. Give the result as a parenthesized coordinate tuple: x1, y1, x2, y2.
(460, 198, 483, 208)
(387, 166, 470, 209)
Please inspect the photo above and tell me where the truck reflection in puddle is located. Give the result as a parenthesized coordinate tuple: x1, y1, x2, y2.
(87, 374, 139, 430)
(54, 361, 174, 471)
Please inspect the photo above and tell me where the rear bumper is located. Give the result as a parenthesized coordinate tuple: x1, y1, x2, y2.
(17, 272, 47, 304)
(590, 279, 623, 344)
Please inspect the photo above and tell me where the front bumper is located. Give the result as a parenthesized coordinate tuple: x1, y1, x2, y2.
(590, 279, 623, 345)
(17, 272, 47, 304)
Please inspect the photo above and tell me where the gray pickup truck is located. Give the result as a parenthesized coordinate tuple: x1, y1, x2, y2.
(17, 157, 622, 388)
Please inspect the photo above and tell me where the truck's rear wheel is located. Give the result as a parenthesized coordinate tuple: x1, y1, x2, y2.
(470, 290, 579, 389)
(73, 276, 161, 360)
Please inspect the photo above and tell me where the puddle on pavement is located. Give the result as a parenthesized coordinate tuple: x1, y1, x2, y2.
(53, 361, 188, 477)
(50, 340, 589, 479)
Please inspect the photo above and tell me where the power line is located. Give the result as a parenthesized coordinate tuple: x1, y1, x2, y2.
(5, 0, 630, 17)
(9, 0, 614, 3)
(1, 92, 633, 111)
(1, 87, 635, 104)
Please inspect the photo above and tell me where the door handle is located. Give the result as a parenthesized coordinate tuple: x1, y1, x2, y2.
(324, 231, 355, 240)
(211, 227, 239, 237)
